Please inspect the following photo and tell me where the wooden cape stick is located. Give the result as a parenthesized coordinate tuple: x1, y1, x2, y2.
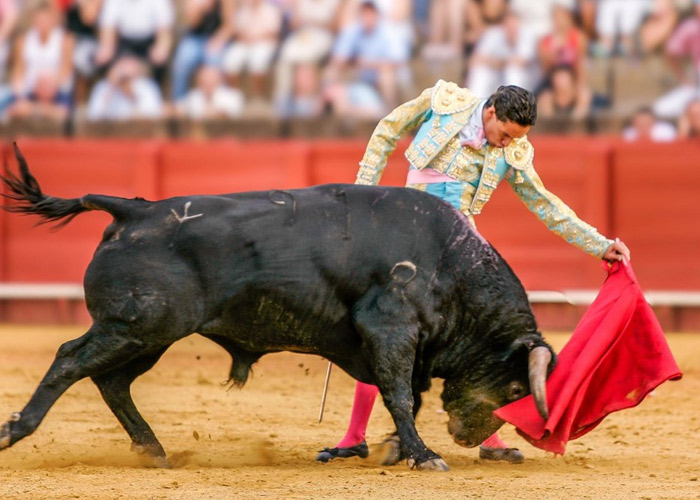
(318, 361, 333, 423)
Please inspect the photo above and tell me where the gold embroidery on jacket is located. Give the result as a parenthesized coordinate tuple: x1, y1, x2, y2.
(504, 136, 534, 170)
(431, 80, 480, 115)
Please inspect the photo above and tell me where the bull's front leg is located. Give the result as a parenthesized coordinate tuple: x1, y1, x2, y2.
(353, 287, 448, 472)
(380, 379, 447, 471)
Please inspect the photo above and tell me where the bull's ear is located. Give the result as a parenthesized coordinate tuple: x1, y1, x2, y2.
(507, 334, 544, 354)
(503, 335, 557, 372)
(509, 335, 557, 375)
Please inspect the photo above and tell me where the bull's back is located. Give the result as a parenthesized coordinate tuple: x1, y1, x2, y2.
(83, 184, 479, 348)
(211, 184, 464, 285)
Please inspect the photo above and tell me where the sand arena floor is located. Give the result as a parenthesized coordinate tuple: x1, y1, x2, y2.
(0, 325, 697, 500)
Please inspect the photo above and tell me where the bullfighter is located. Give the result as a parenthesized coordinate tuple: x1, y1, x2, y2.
(317, 81, 631, 465)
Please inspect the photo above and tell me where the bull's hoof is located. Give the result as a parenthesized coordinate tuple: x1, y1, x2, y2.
(377, 435, 402, 466)
(0, 413, 22, 450)
(406, 457, 450, 472)
(130, 442, 170, 468)
(0, 422, 11, 450)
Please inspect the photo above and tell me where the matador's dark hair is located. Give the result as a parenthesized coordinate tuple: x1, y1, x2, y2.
(485, 85, 537, 127)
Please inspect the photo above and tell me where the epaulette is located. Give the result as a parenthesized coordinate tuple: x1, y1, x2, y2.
(504, 136, 534, 171)
(430, 80, 479, 115)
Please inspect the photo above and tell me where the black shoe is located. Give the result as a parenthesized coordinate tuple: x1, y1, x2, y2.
(316, 441, 370, 463)
(479, 445, 525, 464)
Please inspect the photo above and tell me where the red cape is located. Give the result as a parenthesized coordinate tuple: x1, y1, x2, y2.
(494, 261, 682, 454)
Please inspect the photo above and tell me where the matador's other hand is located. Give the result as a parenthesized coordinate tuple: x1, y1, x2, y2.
(603, 238, 631, 262)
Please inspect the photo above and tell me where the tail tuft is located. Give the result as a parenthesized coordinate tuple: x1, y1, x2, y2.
(1, 143, 87, 229)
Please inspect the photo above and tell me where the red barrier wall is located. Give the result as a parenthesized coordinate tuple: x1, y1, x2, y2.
(1, 138, 699, 326)
(610, 140, 700, 290)
(1, 140, 160, 283)
(159, 140, 310, 197)
(309, 140, 410, 186)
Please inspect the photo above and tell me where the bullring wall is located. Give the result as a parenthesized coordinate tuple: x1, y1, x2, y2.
(1, 138, 698, 329)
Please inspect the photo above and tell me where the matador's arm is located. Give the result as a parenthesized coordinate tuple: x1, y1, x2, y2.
(355, 86, 434, 185)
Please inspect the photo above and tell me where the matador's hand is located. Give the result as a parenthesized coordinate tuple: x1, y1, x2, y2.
(603, 238, 631, 262)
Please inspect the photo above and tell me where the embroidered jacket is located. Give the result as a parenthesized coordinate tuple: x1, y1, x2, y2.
(355, 80, 613, 258)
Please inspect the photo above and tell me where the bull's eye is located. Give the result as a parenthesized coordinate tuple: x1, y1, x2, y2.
(507, 381, 526, 400)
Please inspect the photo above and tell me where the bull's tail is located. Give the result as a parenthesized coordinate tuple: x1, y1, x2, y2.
(1, 143, 136, 229)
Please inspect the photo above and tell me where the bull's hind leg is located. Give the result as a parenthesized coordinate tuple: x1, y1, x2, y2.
(0, 327, 150, 452)
(352, 287, 448, 472)
(91, 348, 170, 467)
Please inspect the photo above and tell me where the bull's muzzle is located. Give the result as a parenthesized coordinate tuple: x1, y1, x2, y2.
(528, 346, 552, 421)
(447, 411, 498, 448)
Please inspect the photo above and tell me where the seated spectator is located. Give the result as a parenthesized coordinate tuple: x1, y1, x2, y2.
(171, 0, 235, 101)
(373, 0, 414, 95)
(622, 106, 677, 141)
(273, 0, 340, 112)
(595, 0, 650, 56)
(0, 0, 18, 115)
(678, 98, 700, 138)
(510, 0, 561, 41)
(374, 0, 413, 56)
(175, 65, 244, 119)
(466, 9, 537, 97)
(323, 76, 386, 120)
(278, 63, 323, 118)
(4, 72, 71, 122)
(538, 2, 587, 83)
(576, 0, 598, 39)
(86, 56, 163, 120)
(421, 0, 464, 60)
(412, 0, 430, 40)
(653, 1, 700, 119)
(537, 64, 592, 119)
(464, 0, 509, 48)
(325, 1, 404, 112)
(0, 0, 17, 83)
(477, 0, 508, 24)
(60, 0, 103, 104)
(11, 1, 74, 104)
(222, 0, 283, 99)
(95, 0, 175, 86)
(640, 0, 680, 55)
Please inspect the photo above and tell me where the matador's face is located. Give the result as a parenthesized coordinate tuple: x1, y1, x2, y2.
(482, 106, 530, 149)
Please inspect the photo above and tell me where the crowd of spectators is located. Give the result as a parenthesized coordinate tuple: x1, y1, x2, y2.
(0, 0, 698, 141)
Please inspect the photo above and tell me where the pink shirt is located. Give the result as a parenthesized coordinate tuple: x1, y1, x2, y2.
(405, 167, 455, 184)
(666, 17, 700, 69)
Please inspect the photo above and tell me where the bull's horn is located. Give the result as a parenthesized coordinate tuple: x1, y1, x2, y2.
(528, 346, 552, 421)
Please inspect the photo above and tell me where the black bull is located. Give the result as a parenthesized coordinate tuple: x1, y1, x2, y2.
(0, 146, 555, 471)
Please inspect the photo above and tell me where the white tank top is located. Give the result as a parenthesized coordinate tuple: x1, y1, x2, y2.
(22, 27, 64, 91)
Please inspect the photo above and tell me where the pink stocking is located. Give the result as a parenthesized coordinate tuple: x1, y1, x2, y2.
(336, 381, 379, 448)
(481, 431, 508, 449)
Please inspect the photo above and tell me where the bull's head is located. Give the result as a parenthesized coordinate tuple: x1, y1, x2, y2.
(441, 335, 555, 447)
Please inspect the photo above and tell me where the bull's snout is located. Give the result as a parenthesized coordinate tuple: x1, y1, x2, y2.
(447, 413, 486, 448)
(447, 407, 506, 449)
